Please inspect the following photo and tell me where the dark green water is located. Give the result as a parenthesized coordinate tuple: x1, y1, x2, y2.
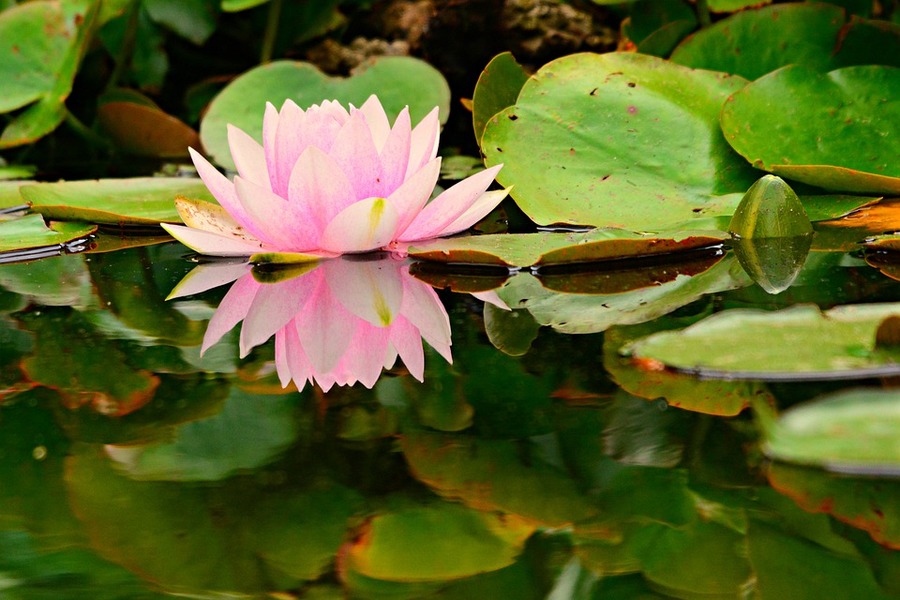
(1, 238, 899, 599)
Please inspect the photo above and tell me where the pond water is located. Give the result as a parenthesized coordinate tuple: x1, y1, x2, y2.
(1, 230, 900, 599)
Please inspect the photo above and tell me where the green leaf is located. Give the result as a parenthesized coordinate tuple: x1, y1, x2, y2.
(768, 462, 900, 550)
(497, 253, 748, 334)
(200, 57, 451, 170)
(20, 177, 216, 225)
(0, 214, 95, 254)
(626, 303, 900, 379)
(0, 1, 75, 113)
(623, 0, 697, 57)
(671, 4, 900, 80)
(97, 101, 199, 158)
(708, 0, 772, 12)
(144, 0, 217, 45)
(481, 52, 758, 229)
(764, 389, 900, 476)
(409, 229, 728, 268)
(472, 52, 530, 145)
(0, 253, 93, 307)
(221, 0, 269, 11)
(342, 503, 534, 582)
(720, 65, 900, 194)
(484, 305, 540, 357)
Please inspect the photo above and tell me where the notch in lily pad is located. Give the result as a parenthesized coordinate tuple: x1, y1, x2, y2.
(729, 175, 813, 294)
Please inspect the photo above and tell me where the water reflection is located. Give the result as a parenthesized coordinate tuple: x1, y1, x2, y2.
(170, 254, 505, 391)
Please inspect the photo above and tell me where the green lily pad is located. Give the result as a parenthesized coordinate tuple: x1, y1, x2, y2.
(471, 52, 530, 145)
(341, 503, 534, 582)
(20, 177, 216, 225)
(764, 389, 900, 476)
(400, 430, 598, 527)
(768, 461, 900, 548)
(409, 229, 727, 267)
(720, 65, 900, 194)
(622, 0, 697, 57)
(97, 101, 199, 158)
(496, 253, 748, 334)
(0, 2, 98, 148)
(626, 303, 900, 380)
(0, 214, 95, 254)
(671, 4, 900, 80)
(200, 57, 451, 170)
(481, 52, 757, 229)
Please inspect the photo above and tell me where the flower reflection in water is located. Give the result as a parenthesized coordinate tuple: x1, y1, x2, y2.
(170, 255, 505, 391)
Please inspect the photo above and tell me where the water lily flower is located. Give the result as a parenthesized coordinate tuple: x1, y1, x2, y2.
(163, 96, 509, 260)
(169, 256, 508, 392)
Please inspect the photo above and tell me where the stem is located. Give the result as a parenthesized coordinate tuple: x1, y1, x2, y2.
(260, 0, 284, 64)
(106, 0, 140, 91)
(65, 109, 112, 150)
(696, 0, 712, 28)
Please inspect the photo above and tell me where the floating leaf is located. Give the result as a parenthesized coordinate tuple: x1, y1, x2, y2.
(622, 0, 697, 57)
(0, 215, 95, 254)
(471, 52, 530, 144)
(626, 303, 900, 380)
(409, 229, 727, 268)
(200, 57, 450, 170)
(341, 503, 534, 582)
(20, 177, 216, 226)
(481, 52, 757, 229)
(671, 4, 900, 80)
(768, 462, 900, 548)
(764, 388, 900, 476)
(97, 101, 199, 158)
(720, 65, 900, 194)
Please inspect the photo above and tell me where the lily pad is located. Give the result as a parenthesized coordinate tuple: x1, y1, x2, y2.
(0, 214, 95, 254)
(200, 57, 451, 170)
(471, 52, 530, 145)
(481, 52, 757, 229)
(626, 303, 900, 380)
(20, 177, 217, 226)
(622, 0, 697, 57)
(409, 229, 727, 267)
(671, 4, 900, 80)
(341, 503, 534, 582)
(720, 65, 900, 194)
(97, 101, 199, 158)
(764, 388, 900, 476)
(768, 462, 900, 547)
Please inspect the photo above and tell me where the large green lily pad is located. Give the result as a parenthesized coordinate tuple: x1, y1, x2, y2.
(0, 214, 95, 254)
(471, 52, 530, 145)
(19, 177, 217, 225)
(481, 52, 758, 230)
(200, 57, 451, 170)
(764, 389, 900, 476)
(671, 4, 900, 80)
(720, 65, 900, 194)
(409, 229, 727, 267)
(626, 303, 900, 379)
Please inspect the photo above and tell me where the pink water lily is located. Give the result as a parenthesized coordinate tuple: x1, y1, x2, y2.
(169, 256, 507, 392)
(162, 96, 508, 259)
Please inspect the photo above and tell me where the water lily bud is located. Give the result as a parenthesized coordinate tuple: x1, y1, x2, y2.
(728, 175, 813, 239)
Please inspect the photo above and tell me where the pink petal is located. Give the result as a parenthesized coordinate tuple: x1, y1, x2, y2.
(239, 270, 319, 357)
(318, 196, 401, 254)
(328, 111, 380, 199)
(324, 258, 404, 327)
(227, 125, 270, 190)
(234, 176, 320, 251)
(167, 262, 252, 299)
(399, 271, 452, 362)
(161, 223, 268, 257)
(320, 100, 350, 124)
(287, 145, 355, 231)
(376, 107, 412, 197)
(279, 322, 315, 391)
(295, 281, 357, 373)
(271, 99, 305, 197)
(470, 290, 510, 310)
(338, 323, 392, 388)
(189, 147, 256, 231)
(357, 95, 391, 152)
(202, 273, 260, 354)
(398, 165, 502, 242)
(263, 102, 280, 189)
(407, 107, 440, 178)
(433, 187, 510, 238)
(388, 157, 441, 235)
(390, 316, 425, 381)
